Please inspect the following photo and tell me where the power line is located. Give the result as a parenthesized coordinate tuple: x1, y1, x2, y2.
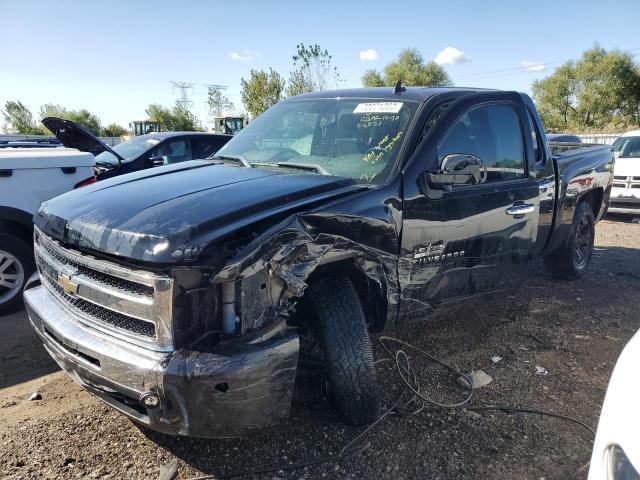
(452, 47, 640, 82)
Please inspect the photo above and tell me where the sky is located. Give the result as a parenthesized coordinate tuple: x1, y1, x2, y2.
(1, 0, 639, 128)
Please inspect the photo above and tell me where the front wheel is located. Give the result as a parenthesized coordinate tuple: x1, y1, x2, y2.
(0, 234, 35, 314)
(306, 277, 382, 425)
(543, 201, 595, 280)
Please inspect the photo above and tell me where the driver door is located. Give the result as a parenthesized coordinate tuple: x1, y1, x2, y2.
(400, 94, 540, 314)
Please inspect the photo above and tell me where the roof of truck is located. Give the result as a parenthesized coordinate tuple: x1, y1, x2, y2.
(620, 129, 640, 137)
(286, 86, 496, 103)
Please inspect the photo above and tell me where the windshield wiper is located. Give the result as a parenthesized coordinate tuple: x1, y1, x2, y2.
(252, 162, 331, 176)
(208, 154, 252, 168)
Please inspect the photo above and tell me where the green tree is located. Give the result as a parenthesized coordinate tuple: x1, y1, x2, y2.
(241, 68, 285, 118)
(2, 100, 41, 134)
(38, 103, 103, 135)
(207, 87, 234, 117)
(361, 69, 385, 87)
(39, 103, 68, 119)
(362, 48, 453, 87)
(103, 123, 128, 137)
(66, 109, 102, 135)
(532, 45, 640, 131)
(146, 102, 201, 131)
(286, 43, 340, 96)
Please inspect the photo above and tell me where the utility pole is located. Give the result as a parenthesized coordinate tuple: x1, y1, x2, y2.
(170, 81, 194, 109)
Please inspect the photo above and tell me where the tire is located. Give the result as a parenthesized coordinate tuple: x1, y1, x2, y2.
(0, 234, 35, 314)
(543, 201, 595, 280)
(307, 276, 381, 425)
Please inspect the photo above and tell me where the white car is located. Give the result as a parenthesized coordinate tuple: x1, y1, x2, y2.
(0, 147, 95, 312)
(609, 130, 640, 214)
(588, 329, 640, 479)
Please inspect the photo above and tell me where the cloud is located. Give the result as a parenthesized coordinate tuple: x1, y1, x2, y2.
(230, 50, 261, 62)
(359, 49, 379, 61)
(434, 47, 471, 65)
(521, 60, 545, 72)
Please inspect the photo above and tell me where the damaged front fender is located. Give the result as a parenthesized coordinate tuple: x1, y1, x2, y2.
(214, 211, 401, 332)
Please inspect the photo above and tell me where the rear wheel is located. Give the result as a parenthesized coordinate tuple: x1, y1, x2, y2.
(306, 277, 381, 425)
(543, 201, 595, 280)
(0, 234, 35, 313)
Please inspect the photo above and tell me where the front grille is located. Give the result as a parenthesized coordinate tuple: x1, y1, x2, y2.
(614, 175, 629, 181)
(34, 227, 173, 348)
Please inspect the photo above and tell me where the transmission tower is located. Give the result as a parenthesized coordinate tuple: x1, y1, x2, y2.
(170, 81, 195, 109)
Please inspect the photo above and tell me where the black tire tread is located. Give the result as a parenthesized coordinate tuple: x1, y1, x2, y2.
(307, 277, 381, 425)
(543, 201, 595, 281)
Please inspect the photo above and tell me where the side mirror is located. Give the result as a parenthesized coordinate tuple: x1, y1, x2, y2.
(428, 153, 487, 190)
(146, 154, 165, 168)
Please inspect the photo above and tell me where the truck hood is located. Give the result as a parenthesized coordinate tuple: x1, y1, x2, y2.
(34, 160, 362, 265)
(613, 156, 640, 177)
(42, 117, 124, 163)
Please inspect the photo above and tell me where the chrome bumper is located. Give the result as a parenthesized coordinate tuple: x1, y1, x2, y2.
(25, 285, 299, 438)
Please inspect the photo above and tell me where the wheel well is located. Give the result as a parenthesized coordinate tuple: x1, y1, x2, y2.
(0, 219, 32, 244)
(579, 188, 603, 220)
(299, 259, 388, 332)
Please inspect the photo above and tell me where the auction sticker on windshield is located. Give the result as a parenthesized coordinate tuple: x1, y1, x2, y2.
(353, 102, 403, 114)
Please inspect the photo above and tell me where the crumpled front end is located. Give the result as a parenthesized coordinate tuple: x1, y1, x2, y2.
(26, 227, 299, 438)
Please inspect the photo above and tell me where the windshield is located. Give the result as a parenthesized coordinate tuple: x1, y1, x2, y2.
(94, 135, 163, 164)
(612, 136, 640, 157)
(215, 98, 418, 184)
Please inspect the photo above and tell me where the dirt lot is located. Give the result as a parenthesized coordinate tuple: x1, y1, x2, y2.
(1, 216, 639, 480)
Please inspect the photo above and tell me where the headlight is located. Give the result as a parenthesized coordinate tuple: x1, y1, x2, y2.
(606, 444, 640, 480)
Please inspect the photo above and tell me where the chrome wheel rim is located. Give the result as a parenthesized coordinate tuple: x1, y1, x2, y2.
(0, 250, 24, 304)
(573, 216, 592, 269)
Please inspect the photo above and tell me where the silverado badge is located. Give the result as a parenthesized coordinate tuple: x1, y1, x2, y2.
(57, 273, 79, 296)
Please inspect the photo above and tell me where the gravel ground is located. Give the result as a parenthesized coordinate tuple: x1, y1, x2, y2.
(1, 215, 639, 480)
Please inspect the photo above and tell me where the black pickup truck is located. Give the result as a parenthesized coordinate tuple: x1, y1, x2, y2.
(25, 87, 613, 437)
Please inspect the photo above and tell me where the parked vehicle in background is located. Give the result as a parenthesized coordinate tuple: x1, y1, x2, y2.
(588, 329, 640, 479)
(25, 87, 613, 438)
(130, 120, 161, 137)
(0, 147, 95, 312)
(42, 117, 232, 180)
(609, 130, 640, 214)
(546, 133, 582, 143)
(211, 116, 245, 135)
(0, 139, 62, 149)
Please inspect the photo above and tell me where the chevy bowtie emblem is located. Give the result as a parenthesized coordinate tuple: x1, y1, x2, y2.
(57, 273, 79, 296)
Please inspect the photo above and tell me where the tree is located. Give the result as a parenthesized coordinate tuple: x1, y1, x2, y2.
(2, 101, 41, 134)
(241, 68, 285, 118)
(39, 103, 103, 135)
(39, 103, 68, 119)
(103, 123, 128, 137)
(146, 102, 201, 131)
(286, 43, 340, 96)
(362, 48, 453, 87)
(532, 45, 640, 132)
(207, 87, 234, 117)
(361, 69, 385, 87)
(66, 109, 102, 135)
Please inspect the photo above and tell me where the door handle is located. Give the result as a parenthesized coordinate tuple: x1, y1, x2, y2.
(538, 179, 555, 191)
(505, 204, 535, 216)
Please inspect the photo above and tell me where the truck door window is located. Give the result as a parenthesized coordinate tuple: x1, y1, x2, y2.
(437, 104, 526, 183)
(527, 110, 544, 163)
(155, 139, 193, 164)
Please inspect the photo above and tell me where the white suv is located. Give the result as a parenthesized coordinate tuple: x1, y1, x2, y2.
(610, 130, 640, 214)
(0, 146, 95, 312)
